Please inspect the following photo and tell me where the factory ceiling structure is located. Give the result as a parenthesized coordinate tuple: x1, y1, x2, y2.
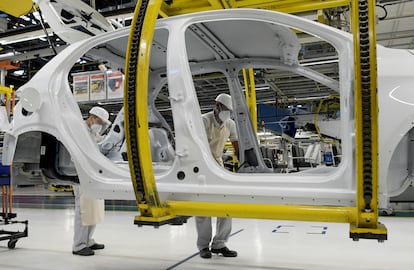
(0, 0, 413, 115)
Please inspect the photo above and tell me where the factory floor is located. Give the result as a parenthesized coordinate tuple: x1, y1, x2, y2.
(0, 186, 414, 270)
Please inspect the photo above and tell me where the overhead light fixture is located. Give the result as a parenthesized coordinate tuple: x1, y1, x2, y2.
(293, 95, 332, 101)
(257, 131, 274, 136)
(300, 59, 339, 66)
(255, 86, 270, 91)
(242, 84, 270, 91)
(21, 15, 31, 21)
(13, 70, 25, 76)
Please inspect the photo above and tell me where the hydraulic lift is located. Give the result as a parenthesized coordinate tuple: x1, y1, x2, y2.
(123, 0, 387, 241)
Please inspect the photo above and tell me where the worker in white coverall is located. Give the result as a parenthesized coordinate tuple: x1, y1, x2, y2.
(196, 93, 239, 259)
(72, 106, 111, 256)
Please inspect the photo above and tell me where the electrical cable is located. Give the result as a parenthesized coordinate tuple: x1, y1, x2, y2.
(376, 4, 388, 20)
(33, 4, 57, 55)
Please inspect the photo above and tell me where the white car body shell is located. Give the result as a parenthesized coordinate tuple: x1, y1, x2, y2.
(2, 9, 414, 209)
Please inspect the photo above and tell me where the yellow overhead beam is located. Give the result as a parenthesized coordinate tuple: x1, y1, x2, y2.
(258, 0, 351, 13)
(0, 0, 33, 17)
(161, 0, 351, 16)
(219, 0, 232, 9)
(159, 2, 170, 18)
(207, 0, 225, 9)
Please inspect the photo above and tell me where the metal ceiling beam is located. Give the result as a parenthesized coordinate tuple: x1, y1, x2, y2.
(385, 40, 414, 48)
(380, 13, 414, 21)
(267, 81, 288, 99)
(0, 28, 51, 45)
(0, 45, 67, 62)
(377, 29, 414, 41)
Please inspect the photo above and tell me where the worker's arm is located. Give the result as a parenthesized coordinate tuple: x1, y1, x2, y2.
(231, 140, 239, 161)
(228, 119, 239, 160)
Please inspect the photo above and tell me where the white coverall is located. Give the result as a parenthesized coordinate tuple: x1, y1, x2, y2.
(72, 125, 105, 252)
(196, 111, 237, 251)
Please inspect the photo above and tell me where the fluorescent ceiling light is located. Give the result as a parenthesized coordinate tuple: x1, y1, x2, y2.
(301, 59, 339, 66)
(242, 84, 270, 91)
(13, 70, 25, 76)
(255, 86, 270, 91)
(257, 131, 274, 136)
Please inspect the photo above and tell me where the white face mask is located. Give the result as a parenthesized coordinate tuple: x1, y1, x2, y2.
(90, 123, 102, 134)
(218, 110, 231, 122)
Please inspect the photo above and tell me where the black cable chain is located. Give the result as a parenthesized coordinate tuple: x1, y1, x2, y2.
(125, 0, 150, 202)
(358, 0, 373, 210)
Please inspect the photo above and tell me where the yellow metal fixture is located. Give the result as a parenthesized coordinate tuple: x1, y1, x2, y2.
(314, 95, 340, 141)
(124, 0, 175, 225)
(124, 0, 386, 241)
(167, 201, 357, 223)
(242, 68, 257, 132)
(0, 0, 33, 17)
(0, 85, 13, 97)
(160, 0, 351, 16)
(350, 0, 385, 240)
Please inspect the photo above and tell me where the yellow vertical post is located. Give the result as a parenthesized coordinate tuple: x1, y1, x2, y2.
(242, 68, 250, 108)
(349, 0, 386, 240)
(242, 68, 258, 132)
(248, 68, 257, 132)
(317, 9, 326, 24)
(124, 0, 175, 225)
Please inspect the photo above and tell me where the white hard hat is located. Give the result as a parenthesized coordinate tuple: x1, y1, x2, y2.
(215, 93, 233, 111)
(89, 106, 111, 125)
